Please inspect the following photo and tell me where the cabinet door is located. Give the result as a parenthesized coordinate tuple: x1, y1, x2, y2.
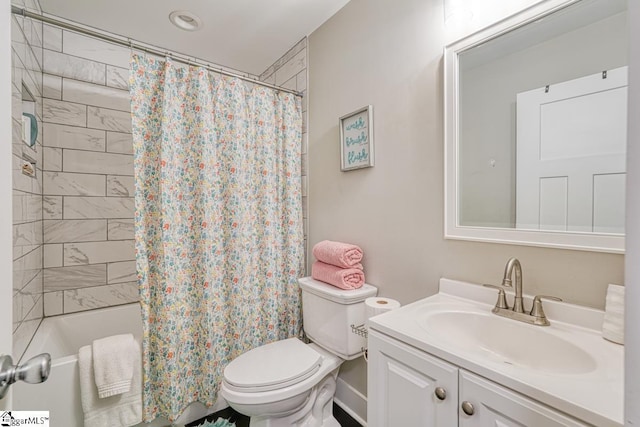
(459, 371, 588, 426)
(368, 330, 458, 427)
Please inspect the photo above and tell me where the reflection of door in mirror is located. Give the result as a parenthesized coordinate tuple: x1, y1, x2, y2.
(516, 67, 627, 234)
(446, 0, 628, 252)
(456, 0, 628, 235)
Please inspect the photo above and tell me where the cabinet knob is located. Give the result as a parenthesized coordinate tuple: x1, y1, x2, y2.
(461, 401, 475, 416)
(434, 387, 447, 401)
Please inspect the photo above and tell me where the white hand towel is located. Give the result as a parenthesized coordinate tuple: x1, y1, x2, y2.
(93, 334, 136, 398)
(79, 338, 143, 427)
(602, 284, 625, 345)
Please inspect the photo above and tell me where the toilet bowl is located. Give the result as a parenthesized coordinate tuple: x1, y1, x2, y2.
(221, 277, 377, 426)
(221, 340, 342, 426)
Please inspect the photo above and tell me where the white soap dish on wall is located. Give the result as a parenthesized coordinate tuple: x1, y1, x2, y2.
(21, 159, 35, 177)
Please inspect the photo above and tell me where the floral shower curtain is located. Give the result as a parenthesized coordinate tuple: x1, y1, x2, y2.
(129, 54, 304, 422)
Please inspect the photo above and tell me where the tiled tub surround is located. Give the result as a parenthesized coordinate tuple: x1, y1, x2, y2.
(260, 38, 309, 264)
(40, 26, 138, 315)
(11, 0, 45, 360)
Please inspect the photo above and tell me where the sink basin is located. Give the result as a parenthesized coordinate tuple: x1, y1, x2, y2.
(418, 311, 597, 375)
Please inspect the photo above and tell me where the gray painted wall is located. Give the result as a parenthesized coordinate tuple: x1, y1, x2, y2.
(308, 0, 624, 399)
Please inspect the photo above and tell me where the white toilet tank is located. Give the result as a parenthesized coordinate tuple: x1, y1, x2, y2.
(298, 277, 377, 360)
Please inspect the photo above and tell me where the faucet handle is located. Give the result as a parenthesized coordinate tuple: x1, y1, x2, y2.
(530, 295, 562, 325)
(483, 284, 509, 309)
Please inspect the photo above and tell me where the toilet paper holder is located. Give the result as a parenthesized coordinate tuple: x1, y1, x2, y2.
(350, 324, 369, 362)
(350, 323, 368, 339)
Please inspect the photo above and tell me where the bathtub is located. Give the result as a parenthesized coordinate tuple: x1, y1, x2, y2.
(12, 303, 225, 426)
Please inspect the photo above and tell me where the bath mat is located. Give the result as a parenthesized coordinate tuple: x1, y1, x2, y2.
(195, 418, 236, 427)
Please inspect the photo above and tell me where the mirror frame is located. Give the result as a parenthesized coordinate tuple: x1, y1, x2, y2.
(444, 0, 625, 254)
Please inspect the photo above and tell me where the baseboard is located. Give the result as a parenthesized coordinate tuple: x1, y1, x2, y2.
(334, 377, 367, 426)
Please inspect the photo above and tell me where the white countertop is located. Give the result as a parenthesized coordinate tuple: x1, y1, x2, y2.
(368, 278, 624, 426)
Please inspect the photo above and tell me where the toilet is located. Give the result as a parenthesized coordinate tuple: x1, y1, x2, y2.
(221, 276, 377, 426)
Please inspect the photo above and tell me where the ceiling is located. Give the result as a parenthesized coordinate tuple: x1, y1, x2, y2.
(40, 0, 351, 76)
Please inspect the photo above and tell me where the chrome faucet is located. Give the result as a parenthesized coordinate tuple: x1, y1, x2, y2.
(484, 257, 562, 326)
(501, 257, 524, 313)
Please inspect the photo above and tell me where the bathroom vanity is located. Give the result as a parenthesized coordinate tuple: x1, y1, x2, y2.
(366, 279, 623, 426)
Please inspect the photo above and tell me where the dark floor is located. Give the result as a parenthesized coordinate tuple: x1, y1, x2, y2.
(187, 403, 362, 427)
(333, 403, 362, 427)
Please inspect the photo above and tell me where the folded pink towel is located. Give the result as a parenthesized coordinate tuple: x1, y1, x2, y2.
(312, 261, 365, 290)
(312, 240, 363, 269)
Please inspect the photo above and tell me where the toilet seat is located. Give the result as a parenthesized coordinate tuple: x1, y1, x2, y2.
(221, 342, 343, 408)
(224, 338, 322, 392)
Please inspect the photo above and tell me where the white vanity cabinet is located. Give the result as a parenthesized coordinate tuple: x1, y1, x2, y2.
(458, 371, 587, 426)
(368, 330, 588, 427)
(367, 329, 458, 426)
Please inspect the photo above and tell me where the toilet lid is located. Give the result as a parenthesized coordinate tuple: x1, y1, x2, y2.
(224, 338, 322, 391)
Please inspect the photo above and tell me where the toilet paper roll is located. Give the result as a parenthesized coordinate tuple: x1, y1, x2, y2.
(365, 297, 401, 320)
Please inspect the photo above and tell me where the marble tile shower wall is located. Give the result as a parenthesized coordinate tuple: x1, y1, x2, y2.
(40, 27, 138, 315)
(259, 38, 309, 266)
(11, 0, 45, 360)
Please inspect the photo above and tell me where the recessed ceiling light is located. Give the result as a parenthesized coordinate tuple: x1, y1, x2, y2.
(169, 10, 202, 31)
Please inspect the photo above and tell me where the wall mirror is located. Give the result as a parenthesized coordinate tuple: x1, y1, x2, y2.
(444, 0, 628, 253)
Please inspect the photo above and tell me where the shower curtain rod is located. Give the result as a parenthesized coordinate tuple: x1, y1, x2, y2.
(11, 6, 303, 97)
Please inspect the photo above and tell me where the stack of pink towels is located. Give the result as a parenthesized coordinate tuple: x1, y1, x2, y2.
(311, 240, 365, 289)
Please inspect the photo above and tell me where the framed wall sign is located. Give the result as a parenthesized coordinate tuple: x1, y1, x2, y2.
(340, 105, 374, 171)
